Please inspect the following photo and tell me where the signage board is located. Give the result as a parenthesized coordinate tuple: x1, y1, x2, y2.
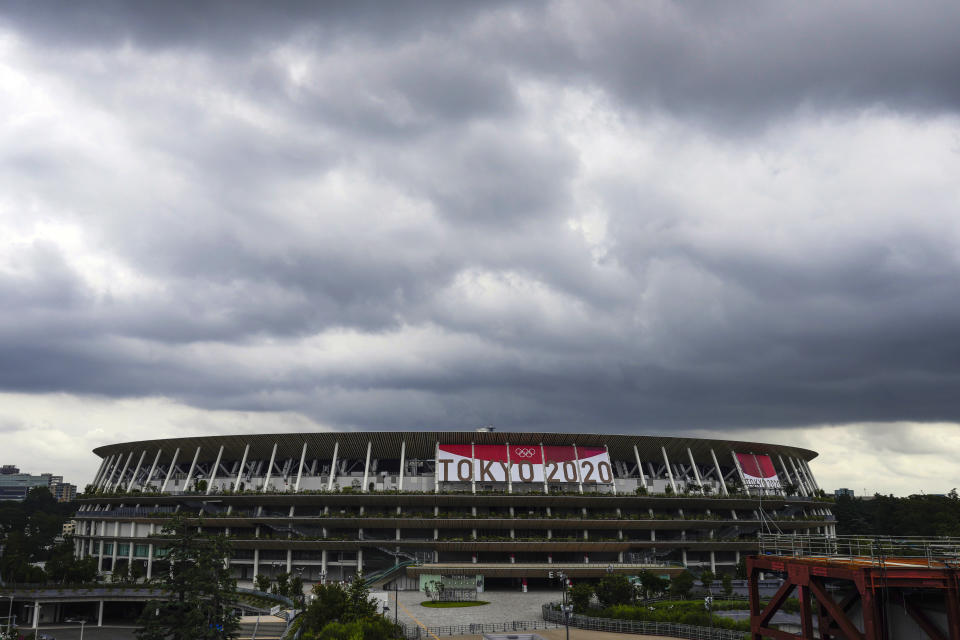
(437, 444, 613, 484)
(735, 452, 782, 490)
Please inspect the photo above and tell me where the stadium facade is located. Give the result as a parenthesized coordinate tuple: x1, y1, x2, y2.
(72, 431, 835, 589)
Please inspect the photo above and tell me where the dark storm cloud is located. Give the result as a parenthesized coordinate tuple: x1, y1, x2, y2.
(1, 0, 960, 436)
(5, 1, 960, 125)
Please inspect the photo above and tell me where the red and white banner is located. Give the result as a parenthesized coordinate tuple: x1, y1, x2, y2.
(437, 444, 613, 484)
(735, 453, 782, 490)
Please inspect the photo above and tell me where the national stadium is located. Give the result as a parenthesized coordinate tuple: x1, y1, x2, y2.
(72, 431, 835, 591)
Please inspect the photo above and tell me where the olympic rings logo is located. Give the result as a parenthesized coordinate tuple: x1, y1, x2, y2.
(514, 447, 537, 458)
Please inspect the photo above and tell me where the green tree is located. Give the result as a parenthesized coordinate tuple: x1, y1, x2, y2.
(45, 541, 99, 584)
(699, 570, 714, 594)
(669, 571, 695, 599)
(272, 571, 290, 596)
(734, 558, 747, 579)
(289, 574, 306, 606)
(300, 580, 396, 639)
(568, 582, 593, 611)
(254, 573, 272, 593)
(135, 514, 239, 640)
(636, 570, 669, 600)
(0, 486, 77, 582)
(594, 574, 634, 608)
(305, 617, 398, 640)
(302, 582, 350, 631)
(721, 573, 734, 598)
(345, 577, 378, 622)
(112, 561, 130, 583)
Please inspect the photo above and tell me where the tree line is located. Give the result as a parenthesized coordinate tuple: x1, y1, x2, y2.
(831, 489, 960, 536)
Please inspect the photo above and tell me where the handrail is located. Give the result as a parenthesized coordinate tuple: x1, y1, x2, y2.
(758, 533, 960, 567)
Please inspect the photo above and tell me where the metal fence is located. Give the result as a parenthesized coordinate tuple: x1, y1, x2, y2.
(541, 605, 745, 640)
(399, 619, 561, 638)
(758, 533, 960, 567)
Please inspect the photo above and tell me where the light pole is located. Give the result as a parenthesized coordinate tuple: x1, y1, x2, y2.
(294, 566, 305, 610)
(552, 570, 572, 640)
(66, 617, 86, 640)
(5, 594, 13, 636)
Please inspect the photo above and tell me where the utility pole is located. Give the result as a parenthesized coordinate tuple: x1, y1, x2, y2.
(550, 570, 572, 640)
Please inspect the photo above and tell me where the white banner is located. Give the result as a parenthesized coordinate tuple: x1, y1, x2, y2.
(437, 444, 613, 484)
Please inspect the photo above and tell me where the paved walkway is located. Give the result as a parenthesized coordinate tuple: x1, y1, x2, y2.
(388, 589, 559, 629)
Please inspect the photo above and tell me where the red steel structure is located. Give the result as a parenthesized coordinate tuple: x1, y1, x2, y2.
(748, 535, 960, 640)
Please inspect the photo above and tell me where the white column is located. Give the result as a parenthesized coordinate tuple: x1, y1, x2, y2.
(32, 601, 40, 628)
(327, 441, 339, 491)
(97, 600, 104, 627)
(126, 450, 147, 492)
(234, 444, 250, 491)
(800, 459, 820, 493)
(472, 442, 477, 494)
(99, 455, 121, 490)
(184, 446, 202, 492)
(147, 542, 154, 579)
(361, 441, 372, 492)
(287, 549, 293, 574)
(111, 451, 134, 492)
(633, 444, 647, 491)
(787, 457, 809, 496)
(573, 443, 583, 493)
(730, 452, 748, 493)
(606, 444, 616, 494)
(142, 449, 162, 492)
(111, 524, 119, 572)
(709, 449, 729, 496)
(434, 441, 440, 493)
(774, 455, 795, 496)
(294, 441, 308, 492)
(661, 446, 678, 494)
(207, 445, 225, 495)
(262, 443, 278, 492)
(398, 440, 406, 492)
(505, 443, 513, 494)
(160, 448, 180, 494)
(686, 448, 705, 495)
(540, 443, 548, 493)
(91, 456, 110, 489)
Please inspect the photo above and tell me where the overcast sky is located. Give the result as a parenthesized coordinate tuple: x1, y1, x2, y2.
(2, 1, 959, 495)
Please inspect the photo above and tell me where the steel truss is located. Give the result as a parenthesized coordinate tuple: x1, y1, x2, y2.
(748, 554, 960, 640)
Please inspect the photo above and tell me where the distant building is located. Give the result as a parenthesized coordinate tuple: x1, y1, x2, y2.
(834, 488, 855, 498)
(53, 482, 77, 502)
(0, 466, 76, 502)
(62, 520, 77, 536)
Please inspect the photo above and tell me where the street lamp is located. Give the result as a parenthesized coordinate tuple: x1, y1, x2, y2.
(5, 594, 13, 636)
(295, 567, 306, 610)
(550, 570, 572, 640)
(65, 617, 86, 640)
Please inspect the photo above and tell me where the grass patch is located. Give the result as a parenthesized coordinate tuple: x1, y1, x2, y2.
(420, 600, 490, 608)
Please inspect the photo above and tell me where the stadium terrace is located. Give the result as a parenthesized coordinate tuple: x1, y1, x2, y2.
(73, 431, 835, 590)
